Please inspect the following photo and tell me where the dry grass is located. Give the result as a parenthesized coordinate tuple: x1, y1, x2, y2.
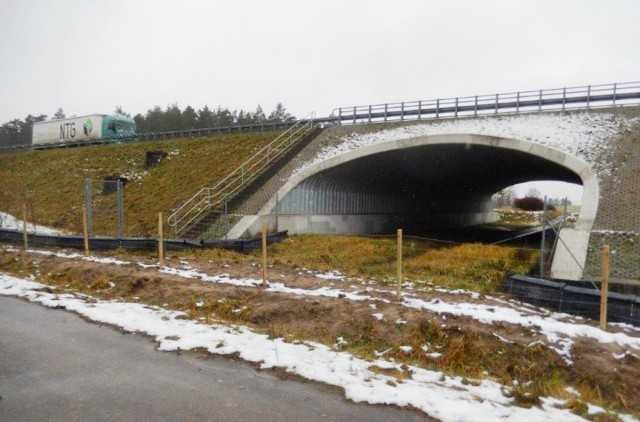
(0, 131, 282, 237)
(261, 234, 538, 293)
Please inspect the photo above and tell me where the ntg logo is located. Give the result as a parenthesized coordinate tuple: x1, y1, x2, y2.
(83, 119, 93, 136)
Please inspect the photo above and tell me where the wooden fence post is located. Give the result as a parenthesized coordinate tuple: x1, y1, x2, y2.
(600, 244, 610, 331)
(158, 212, 164, 267)
(82, 205, 90, 255)
(397, 228, 403, 298)
(22, 204, 28, 250)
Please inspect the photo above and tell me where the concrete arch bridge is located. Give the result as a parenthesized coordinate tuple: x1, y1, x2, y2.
(227, 108, 640, 283)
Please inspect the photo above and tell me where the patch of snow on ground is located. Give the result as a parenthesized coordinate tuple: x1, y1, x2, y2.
(159, 267, 262, 288)
(402, 296, 640, 364)
(587, 404, 606, 415)
(315, 271, 344, 280)
(434, 287, 481, 299)
(26, 249, 130, 265)
(1, 273, 620, 422)
(267, 282, 374, 302)
(0, 212, 62, 235)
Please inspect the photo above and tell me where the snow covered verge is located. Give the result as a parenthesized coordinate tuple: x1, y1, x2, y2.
(0, 211, 62, 235)
(1, 266, 638, 421)
(8, 245, 640, 368)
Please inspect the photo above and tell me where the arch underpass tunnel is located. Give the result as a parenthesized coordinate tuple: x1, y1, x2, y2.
(277, 143, 582, 236)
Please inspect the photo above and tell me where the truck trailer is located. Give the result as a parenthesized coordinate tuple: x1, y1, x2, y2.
(32, 114, 136, 146)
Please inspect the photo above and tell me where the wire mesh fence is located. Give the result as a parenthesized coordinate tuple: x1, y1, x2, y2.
(2, 187, 639, 294)
(585, 231, 640, 282)
(83, 179, 126, 238)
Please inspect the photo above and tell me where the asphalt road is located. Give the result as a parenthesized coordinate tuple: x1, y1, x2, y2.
(0, 296, 429, 421)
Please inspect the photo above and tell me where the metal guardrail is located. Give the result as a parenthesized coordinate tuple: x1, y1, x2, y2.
(0, 135, 138, 152)
(3, 81, 638, 153)
(329, 81, 640, 124)
(0, 122, 308, 152)
(167, 113, 316, 236)
(137, 120, 303, 141)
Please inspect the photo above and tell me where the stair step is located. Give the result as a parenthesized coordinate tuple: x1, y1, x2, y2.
(171, 121, 320, 240)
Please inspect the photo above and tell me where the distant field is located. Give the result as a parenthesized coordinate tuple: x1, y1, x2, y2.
(492, 205, 581, 229)
(0, 132, 282, 237)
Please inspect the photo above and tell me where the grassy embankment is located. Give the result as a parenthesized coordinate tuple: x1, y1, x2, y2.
(0, 131, 282, 237)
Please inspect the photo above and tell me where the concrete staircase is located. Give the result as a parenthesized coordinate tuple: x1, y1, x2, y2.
(175, 124, 323, 240)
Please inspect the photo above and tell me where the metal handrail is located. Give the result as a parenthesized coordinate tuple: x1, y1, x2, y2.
(168, 112, 316, 236)
(329, 81, 640, 124)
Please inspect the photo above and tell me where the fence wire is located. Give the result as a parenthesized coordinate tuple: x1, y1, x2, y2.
(5, 190, 637, 289)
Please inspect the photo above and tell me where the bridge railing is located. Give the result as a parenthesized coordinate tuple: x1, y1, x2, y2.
(329, 81, 640, 125)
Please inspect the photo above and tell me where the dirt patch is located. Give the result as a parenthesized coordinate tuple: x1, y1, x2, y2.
(2, 246, 639, 418)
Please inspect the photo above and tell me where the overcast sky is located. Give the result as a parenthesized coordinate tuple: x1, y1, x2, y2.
(2, 0, 639, 203)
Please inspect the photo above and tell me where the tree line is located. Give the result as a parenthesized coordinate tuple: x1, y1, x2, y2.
(129, 102, 295, 133)
(0, 103, 296, 147)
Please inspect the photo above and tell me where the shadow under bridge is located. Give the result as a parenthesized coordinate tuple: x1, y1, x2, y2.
(275, 135, 583, 236)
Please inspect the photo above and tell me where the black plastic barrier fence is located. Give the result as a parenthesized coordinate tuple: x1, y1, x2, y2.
(507, 274, 640, 326)
(0, 229, 287, 253)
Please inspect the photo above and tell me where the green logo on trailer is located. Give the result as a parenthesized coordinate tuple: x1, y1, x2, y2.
(83, 119, 93, 136)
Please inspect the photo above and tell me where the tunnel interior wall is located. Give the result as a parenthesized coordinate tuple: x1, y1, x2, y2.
(276, 211, 500, 235)
(277, 183, 498, 234)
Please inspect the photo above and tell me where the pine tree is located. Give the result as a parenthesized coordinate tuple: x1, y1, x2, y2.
(267, 102, 295, 123)
(53, 108, 66, 119)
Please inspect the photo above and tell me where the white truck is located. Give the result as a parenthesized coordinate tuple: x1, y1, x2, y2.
(32, 114, 136, 146)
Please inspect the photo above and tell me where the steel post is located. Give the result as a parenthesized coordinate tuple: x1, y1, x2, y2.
(117, 181, 124, 239)
(224, 196, 229, 239)
(538, 89, 542, 112)
(540, 196, 547, 277)
(275, 192, 279, 232)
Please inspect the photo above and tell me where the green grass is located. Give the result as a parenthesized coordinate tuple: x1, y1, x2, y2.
(0, 131, 282, 236)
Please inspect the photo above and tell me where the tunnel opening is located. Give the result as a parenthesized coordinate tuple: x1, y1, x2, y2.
(230, 134, 597, 280)
(276, 142, 583, 246)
